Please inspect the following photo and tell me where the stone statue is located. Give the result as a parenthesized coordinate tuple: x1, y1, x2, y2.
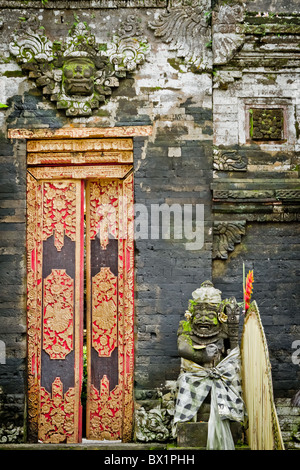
(177, 280, 239, 369)
(173, 281, 246, 450)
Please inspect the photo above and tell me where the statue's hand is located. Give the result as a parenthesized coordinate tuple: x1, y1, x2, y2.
(206, 343, 219, 358)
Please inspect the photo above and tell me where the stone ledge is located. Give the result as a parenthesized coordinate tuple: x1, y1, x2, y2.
(0, 0, 168, 9)
(177, 422, 208, 448)
(0, 441, 168, 451)
(177, 421, 245, 448)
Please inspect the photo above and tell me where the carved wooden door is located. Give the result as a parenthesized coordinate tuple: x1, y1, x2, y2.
(26, 139, 134, 444)
(27, 175, 84, 443)
(85, 176, 134, 441)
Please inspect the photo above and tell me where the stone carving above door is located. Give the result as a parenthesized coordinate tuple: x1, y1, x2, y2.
(9, 17, 149, 116)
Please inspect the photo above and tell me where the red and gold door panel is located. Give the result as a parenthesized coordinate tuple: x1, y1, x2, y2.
(27, 175, 84, 443)
(86, 174, 134, 441)
(26, 137, 134, 444)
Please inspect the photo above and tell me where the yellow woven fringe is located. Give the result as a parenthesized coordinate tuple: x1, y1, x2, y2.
(241, 301, 285, 450)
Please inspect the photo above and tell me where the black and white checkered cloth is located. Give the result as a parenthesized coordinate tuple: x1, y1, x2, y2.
(173, 347, 247, 447)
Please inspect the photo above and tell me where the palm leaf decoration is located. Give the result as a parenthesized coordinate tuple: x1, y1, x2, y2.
(241, 283, 285, 450)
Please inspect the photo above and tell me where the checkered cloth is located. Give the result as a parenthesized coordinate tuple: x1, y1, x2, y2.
(173, 347, 247, 449)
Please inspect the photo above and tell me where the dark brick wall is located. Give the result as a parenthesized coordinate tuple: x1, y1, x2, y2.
(213, 222, 300, 398)
(133, 133, 213, 389)
(6, 90, 64, 130)
(0, 131, 27, 442)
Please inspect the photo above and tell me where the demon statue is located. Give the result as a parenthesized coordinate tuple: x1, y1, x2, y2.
(173, 281, 247, 450)
(177, 280, 239, 367)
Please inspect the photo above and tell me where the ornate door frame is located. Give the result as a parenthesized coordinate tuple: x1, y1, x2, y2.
(11, 127, 154, 443)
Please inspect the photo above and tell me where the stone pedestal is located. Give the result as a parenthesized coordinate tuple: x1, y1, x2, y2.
(177, 422, 208, 448)
(177, 421, 244, 448)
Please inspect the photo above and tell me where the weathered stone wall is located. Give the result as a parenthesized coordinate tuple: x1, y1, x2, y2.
(210, 3, 300, 447)
(211, 5, 300, 400)
(213, 223, 300, 396)
(0, 135, 27, 442)
(276, 398, 300, 450)
(0, 0, 299, 446)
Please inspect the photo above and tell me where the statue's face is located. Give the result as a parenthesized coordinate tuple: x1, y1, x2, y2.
(191, 303, 220, 338)
(63, 58, 95, 96)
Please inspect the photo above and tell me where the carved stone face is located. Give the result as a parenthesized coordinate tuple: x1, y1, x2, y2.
(63, 58, 95, 96)
(191, 303, 221, 339)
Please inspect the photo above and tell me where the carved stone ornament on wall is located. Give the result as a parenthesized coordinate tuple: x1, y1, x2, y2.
(213, 148, 247, 171)
(135, 407, 172, 442)
(148, 0, 212, 72)
(212, 2, 245, 65)
(213, 221, 246, 260)
(39, 378, 76, 443)
(9, 17, 150, 116)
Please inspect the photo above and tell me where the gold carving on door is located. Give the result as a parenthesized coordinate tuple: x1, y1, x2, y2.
(27, 173, 43, 441)
(89, 379, 122, 441)
(92, 268, 118, 357)
(42, 181, 77, 251)
(43, 269, 74, 360)
(39, 378, 76, 444)
(88, 180, 120, 250)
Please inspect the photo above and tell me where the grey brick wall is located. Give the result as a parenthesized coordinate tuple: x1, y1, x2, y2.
(213, 222, 300, 397)
(0, 134, 27, 442)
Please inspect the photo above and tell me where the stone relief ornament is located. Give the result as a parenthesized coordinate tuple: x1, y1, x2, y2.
(148, 0, 212, 72)
(212, 2, 245, 65)
(213, 221, 246, 260)
(135, 407, 172, 442)
(9, 17, 150, 116)
(213, 148, 247, 171)
(135, 389, 175, 442)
